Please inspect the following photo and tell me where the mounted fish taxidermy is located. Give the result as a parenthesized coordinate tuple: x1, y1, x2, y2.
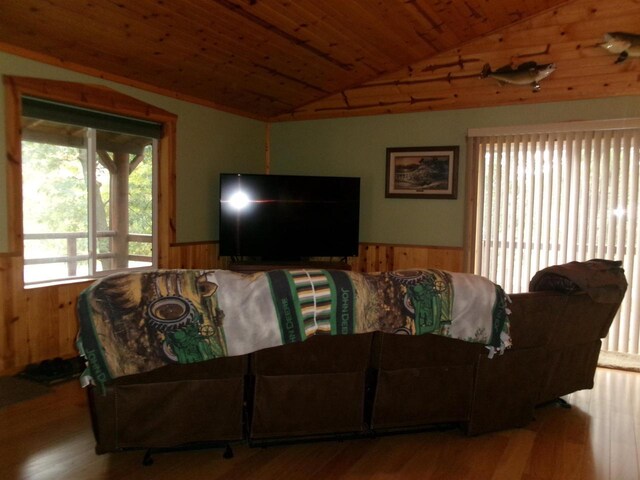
(480, 62, 556, 92)
(599, 32, 640, 63)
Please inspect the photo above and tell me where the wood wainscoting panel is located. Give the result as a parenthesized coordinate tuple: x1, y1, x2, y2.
(352, 243, 464, 273)
(0, 253, 91, 374)
(0, 255, 14, 373)
(167, 242, 463, 273)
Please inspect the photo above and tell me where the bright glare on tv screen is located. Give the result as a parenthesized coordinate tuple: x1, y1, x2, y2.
(219, 173, 360, 259)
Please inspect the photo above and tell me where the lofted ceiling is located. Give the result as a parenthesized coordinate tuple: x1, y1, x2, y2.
(0, 0, 639, 121)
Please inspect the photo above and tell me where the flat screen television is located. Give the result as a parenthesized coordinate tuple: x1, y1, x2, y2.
(219, 173, 360, 260)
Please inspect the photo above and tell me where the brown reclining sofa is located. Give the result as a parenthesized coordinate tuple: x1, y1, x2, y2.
(84, 260, 627, 462)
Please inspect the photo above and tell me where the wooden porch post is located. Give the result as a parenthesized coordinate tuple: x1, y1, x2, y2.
(112, 152, 129, 269)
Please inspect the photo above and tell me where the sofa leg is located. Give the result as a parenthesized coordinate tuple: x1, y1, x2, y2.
(555, 397, 572, 409)
(142, 449, 154, 466)
(223, 444, 234, 459)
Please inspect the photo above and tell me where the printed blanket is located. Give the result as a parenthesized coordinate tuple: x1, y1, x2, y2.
(77, 269, 511, 388)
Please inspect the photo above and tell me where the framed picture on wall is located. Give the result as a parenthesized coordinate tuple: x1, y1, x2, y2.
(385, 146, 459, 199)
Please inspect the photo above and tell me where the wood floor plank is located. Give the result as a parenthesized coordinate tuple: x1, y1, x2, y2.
(0, 368, 639, 479)
(490, 429, 536, 480)
(610, 410, 639, 480)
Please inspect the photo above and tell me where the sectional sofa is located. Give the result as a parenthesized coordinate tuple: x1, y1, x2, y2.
(81, 261, 626, 462)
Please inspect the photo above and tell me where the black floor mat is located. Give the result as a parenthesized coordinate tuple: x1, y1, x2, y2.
(18, 356, 85, 385)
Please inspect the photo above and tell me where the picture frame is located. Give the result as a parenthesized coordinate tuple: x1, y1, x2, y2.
(385, 146, 459, 199)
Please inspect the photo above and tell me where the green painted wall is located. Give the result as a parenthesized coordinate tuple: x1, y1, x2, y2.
(3, 50, 640, 252)
(271, 97, 640, 247)
(0, 51, 265, 252)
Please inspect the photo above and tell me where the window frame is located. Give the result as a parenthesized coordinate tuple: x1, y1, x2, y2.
(4, 75, 176, 288)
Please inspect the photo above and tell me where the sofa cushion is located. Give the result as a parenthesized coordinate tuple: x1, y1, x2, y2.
(250, 371, 368, 439)
(251, 333, 374, 375)
(371, 364, 474, 429)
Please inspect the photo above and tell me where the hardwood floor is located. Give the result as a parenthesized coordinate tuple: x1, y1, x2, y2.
(0, 368, 638, 480)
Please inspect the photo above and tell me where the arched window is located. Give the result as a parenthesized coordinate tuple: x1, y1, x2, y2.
(5, 76, 176, 286)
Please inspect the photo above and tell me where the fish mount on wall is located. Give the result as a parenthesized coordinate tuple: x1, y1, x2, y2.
(480, 61, 556, 92)
(599, 32, 640, 63)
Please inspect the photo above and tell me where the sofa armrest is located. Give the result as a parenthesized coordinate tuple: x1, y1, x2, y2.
(507, 291, 568, 349)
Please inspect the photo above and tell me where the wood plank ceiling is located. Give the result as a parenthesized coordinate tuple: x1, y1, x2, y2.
(0, 0, 639, 121)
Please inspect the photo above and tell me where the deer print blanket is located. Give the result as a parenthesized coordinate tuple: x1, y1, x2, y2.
(77, 268, 511, 388)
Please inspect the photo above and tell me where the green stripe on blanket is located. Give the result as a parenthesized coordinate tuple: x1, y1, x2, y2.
(266, 269, 356, 342)
(76, 283, 112, 390)
(266, 269, 304, 343)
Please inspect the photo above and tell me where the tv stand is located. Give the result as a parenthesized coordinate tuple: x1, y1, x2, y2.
(228, 260, 351, 274)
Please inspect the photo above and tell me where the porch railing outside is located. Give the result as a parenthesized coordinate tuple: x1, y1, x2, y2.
(23, 231, 152, 282)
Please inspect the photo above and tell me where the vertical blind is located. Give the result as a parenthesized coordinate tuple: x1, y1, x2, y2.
(469, 122, 640, 356)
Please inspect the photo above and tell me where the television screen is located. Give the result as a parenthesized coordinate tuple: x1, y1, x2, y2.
(219, 173, 360, 260)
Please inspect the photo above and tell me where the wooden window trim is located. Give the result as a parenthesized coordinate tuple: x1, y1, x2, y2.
(3, 75, 177, 283)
